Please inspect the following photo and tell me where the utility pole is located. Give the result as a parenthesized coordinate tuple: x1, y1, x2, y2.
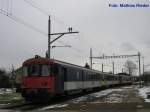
(90, 48, 93, 69)
(142, 56, 145, 85)
(138, 52, 141, 76)
(11, 64, 15, 90)
(102, 63, 104, 73)
(47, 16, 79, 59)
(143, 56, 144, 74)
(48, 16, 51, 59)
(138, 52, 142, 86)
(52, 45, 71, 49)
(112, 61, 114, 75)
(91, 53, 141, 75)
(122, 68, 124, 73)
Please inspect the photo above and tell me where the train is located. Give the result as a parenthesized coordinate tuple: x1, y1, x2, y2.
(20, 55, 133, 101)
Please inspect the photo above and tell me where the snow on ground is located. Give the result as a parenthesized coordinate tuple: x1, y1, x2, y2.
(104, 92, 124, 103)
(92, 88, 123, 98)
(39, 104, 68, 111)
(0, 103, 10, 106)
(138, 86, 150, 102)
(122, 86, 134, 89)
(0, 88, 13, 94)
(70, 88, 124, 103)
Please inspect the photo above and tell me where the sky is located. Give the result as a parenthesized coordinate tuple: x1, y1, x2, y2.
(0, 0, 150, 74)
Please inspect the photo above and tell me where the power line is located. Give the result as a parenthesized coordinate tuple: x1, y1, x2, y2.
(57, 40, 88, 55)
(0, 9, 47, 36)
(23, 0, 49, 16)
(0, 0, 47, 36)
(79, 33, 100, 54)
(10, 0, 12, 14)
(7, 0, 8, 14)
(23, 0, 72, 29)
(24, 0, 90, 56)
(0, 1, 90, 61)
(8, 0, 12, 15)
(92, 54, 138, 59)
(23, 0, 64, 23)
(0, 9, 9, 16)
(0, 0, 12, 15)
(0, 9, 86, 59)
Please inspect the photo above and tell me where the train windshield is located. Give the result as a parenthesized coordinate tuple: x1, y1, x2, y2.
(23, 66, 28, 76)
(28, 65, 40, 76)
(41, 65, 50, 76)
(23, 64, 54, 76)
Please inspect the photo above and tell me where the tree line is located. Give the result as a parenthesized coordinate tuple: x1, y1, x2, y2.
(0, 68, 12, 88)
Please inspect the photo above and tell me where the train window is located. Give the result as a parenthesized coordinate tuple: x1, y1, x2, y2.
(51, 64, 58, 75)
(77, 72, 80, 80)
(62, 67, 67, 81)
(23, 66, 28, 77)
(28, 65, 40, 76)
(42, 65, 49, 76)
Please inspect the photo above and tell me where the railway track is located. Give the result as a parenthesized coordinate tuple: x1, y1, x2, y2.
(1, 92, 96, 111)
(1, 102, 50, 111)
(1, 85, 132, 111)
(1, 102, 33, 110)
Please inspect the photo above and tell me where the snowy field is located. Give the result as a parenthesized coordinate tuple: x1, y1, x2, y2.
(0, 86, 150, 111)
(39, 86, 137, 111)
(0, 88, 23, 107)
(0, 88, 13, 95)
(39, 85, 150, 111)
(70, 88, 125, 103)
(138, 86, 150, 102)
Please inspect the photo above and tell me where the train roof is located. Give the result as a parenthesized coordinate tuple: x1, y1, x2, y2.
(23, 56, 119, 76)
(23, 56, 55, 65)
(117, 73, 131, 76)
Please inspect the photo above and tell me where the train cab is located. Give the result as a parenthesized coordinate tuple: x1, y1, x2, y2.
(21, 56, 57, 98)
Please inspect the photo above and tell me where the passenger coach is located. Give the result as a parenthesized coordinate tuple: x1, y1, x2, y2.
(20, 56, 132, 100)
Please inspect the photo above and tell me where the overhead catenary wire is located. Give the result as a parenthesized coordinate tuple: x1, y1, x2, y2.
(23, 0, 49, 16)
(0, 9, 47, 36)
(57, 40, 89, 55)
(0, 0, 100, 63)
(0, 0, 11, 15)
(10, 0, 12, 14)
(0, 9, 87, 60)
(0, 0, 7, 14)
(0, 8, 86, 57)
(79, 32, 100, 54)
(23, 0, 98, 56)
(8, 0, 12, 15)
(23, 0, 68, 27)
(24, 0, 139, 73)
(0, 0, 135, 73)
(7, 0, 8, 15)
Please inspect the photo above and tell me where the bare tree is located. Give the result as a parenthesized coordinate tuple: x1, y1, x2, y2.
(124, 60, 137, 75)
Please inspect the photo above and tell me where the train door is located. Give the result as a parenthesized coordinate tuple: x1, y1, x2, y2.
(81, 70, 84, 89)
(82, 71, 84, 81)
(60, 67, 67, 92)
(55, 65, 66, 94)
(118, 74, 122, 84)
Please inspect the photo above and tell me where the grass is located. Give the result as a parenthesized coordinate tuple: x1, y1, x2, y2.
(0, 89, 24, 106)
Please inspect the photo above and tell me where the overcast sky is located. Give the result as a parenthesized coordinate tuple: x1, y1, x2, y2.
(0, 0, 150, 73)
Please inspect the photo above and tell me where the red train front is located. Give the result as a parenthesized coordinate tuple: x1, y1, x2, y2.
(21, 56, 57, 100)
